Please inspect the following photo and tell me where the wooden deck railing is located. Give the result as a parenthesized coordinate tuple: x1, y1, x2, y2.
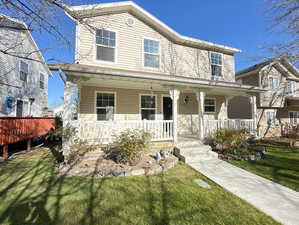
(0, 117, 55, 159)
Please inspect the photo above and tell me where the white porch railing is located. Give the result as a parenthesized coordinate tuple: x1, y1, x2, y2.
(204, 119, 256, 137)
(73, 120, 174, 144)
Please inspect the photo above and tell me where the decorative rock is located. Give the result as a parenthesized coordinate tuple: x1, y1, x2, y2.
(156, 152, 161, 161)
(130, 168, 145, 176)
(112, 168, 125, 177)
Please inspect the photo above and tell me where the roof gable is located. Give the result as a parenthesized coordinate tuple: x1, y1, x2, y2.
(68, 1, 240, 54)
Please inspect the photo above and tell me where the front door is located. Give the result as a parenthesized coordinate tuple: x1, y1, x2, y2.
(163, 96, 172, 120)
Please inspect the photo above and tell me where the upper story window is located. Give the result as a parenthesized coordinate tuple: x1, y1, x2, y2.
(211, 52, 222, 77)
(95, 29, 116, 62)
(268, 76, 280, 91)
(40, 73, 45, 89)
(144, 38, 160, 69)
(20, 61, 28, 82)
(289, 111, 299, 124)
(96, 92, 115, 121)
(286, 80, 296, 95)
(204, 98, 216, 113)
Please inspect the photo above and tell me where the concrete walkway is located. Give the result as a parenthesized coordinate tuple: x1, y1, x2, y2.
(190, 159, 299, 225)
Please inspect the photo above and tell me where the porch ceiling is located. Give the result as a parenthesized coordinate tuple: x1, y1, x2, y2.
(49, 63, 266, 96)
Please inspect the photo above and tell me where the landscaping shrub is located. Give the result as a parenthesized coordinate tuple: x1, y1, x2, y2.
(213, 128, 249, 154)
(113, 129, 151, 165)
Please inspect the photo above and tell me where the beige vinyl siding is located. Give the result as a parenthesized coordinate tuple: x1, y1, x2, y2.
(77, 12, 236, 82)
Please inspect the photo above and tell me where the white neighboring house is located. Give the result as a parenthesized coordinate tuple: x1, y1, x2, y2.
(0, 14, 51, 117)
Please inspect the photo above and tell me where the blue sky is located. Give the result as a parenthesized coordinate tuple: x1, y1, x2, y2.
(33, 0, 286, 108)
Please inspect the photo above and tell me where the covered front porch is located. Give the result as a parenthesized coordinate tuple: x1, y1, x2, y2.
(58, 64, 261, 144)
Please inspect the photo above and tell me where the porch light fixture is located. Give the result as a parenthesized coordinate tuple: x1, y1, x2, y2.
(184, 96, 189, 104)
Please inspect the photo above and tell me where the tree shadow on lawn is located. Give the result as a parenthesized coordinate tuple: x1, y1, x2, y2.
(237, 153, 299, 191)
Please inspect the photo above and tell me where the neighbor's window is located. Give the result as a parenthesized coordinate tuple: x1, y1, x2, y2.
(289, 111, 299, 125)
(144, 38, 160, 68)
(268, 76, 279, 91)
(266, 110, 276, 125)
(40, 73, 45, 89)
(96, 92, 115, 121)
(20, 61, 28, 82)
(140, 95, 156, 120)
(204, 98, 216, 113)
(211, 52, 222, 77)
(286, 80, 295, 95)
(95, 29, 116, 62)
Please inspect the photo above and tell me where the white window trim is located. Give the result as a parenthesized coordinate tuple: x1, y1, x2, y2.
(268, 75, 280, 92)
(40, 72, 45, 89)
(15, 99, 30, 117)
(210, 52, 223, 77)
(94, 28, 118, 64)
(289, 111, 299, 124)
(265, 109, 277, 126)
(19, 60, 29, 82)
(204, 97, 216, 113)
(142, 37, 161, 70)
(139, 94, 157, 120)
(286, 80, 296, 95)
(94, 91, 117, 121)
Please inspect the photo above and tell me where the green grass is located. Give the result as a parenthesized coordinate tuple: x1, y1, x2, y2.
(229, 146, 299, 192)
(0, 149, 279, 225)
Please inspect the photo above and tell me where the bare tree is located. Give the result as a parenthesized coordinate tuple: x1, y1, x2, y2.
(265, 0, 299, 66)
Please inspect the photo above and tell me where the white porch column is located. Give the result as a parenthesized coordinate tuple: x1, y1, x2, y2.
(250, 95, 257, 136)
(196, 91, 205, 140)
(170, 89, 180, 143)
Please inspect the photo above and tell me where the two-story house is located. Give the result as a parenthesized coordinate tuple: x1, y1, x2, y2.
(228, 58, 299, 137)
(0, 14, 51, 117)
(50, 1, 264, 149)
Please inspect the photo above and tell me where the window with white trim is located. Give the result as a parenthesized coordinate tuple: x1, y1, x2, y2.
(96, 92, 115, 121)
(20, 61, 28, 82)
(40, 73, 45, 89)
(95, 29, 116, 62)
(211, 52, 222, 77)
(268, 76, 279, 91)
(266, 110, 276, 125)
(140, 95, 156, 120)
(144, 39, 160, 68)
(204, 98, 216, 113)
(289, 111, 299, 125)
(286, 80, 295, 95)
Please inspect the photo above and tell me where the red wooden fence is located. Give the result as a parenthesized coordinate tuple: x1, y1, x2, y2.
(0, 117, 55, 159)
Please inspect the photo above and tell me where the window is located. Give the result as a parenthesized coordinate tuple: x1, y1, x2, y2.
(20, 61, 28, 81)
(211, 52, 222, 77)
(16, 100, 23, 117)
(40, 73, 45, 89)
(140, 95, 156, 120)
(96, 92, 115, 121)
(286, 80, 295, 95)
(289, 111, 299, 125)
(266, 110, 276, 125)
(95, 29, 116, 62)
(268, 76, 279, 91)
(204, 98, 216, 113)
(144, 39, 160, 68)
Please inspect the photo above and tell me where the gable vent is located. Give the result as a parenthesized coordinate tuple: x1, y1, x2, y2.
(126, 17, 135, 27)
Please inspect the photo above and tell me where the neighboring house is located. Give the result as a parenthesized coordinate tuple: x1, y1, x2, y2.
(0, 14, 51, 117)
(228, 58, 299, 137)
(50, 1, 263, 148)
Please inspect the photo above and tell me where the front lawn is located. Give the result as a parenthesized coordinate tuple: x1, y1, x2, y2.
(229, 146, 299, 192)
(0, 148, 279, 225)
